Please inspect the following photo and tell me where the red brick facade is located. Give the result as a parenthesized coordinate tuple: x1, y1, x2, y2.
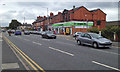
(32, 6, 106, 31)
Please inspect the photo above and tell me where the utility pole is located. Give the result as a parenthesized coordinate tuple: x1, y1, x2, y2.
(24, 17, 25, 24)
(47, 8, 49, 31)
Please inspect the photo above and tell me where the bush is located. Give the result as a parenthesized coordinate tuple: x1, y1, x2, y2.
(87, 27, 99, 34)
(102, 26, 120, 42)
(88, 26, 120, 42)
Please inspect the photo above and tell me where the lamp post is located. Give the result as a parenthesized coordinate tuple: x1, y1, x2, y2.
(40, 7, 49, 31)
(86, 19, 89, 33)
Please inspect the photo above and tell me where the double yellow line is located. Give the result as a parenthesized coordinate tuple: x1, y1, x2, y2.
(3, 35, 45, 72)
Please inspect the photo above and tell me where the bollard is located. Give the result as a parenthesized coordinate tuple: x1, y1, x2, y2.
(99, 31, 101, 36)
(114, 32, 116, 41)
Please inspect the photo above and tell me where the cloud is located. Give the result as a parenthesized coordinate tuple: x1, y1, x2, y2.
(0, 2, 119, 27)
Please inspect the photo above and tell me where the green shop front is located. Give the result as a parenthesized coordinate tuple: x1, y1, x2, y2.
(52, 21, 93, 35)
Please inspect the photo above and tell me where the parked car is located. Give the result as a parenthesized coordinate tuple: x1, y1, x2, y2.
(36, 31, 42, 35)
(76, 33, 112, 48)
(24, 31, 30, 35)
(15, 30, 22, 35)
(1, 29, 6, 32)
(41, 31, 46, 35)
(73, 32, 82, 37)
(42, 31, 56, 39)
(11, 30, 15, 34)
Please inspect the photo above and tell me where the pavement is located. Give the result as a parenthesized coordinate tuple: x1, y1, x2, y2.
(56, 35, 120, 48)
(1, 33, 26, 71)
(1, 32, 119, 72)
(0, 32, 2, 72)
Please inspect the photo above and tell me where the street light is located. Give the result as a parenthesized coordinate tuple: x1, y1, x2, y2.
(42, 7, 49, 31)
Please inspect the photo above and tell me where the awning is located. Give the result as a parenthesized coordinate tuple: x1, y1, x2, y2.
(52, 21, 93, 27)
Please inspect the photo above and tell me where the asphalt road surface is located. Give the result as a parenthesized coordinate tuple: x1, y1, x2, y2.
(2, 32, 120, 72)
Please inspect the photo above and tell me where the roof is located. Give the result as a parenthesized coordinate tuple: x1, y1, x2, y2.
(22, 24, 32, 26)
(90, 9, 99, 12)
(90, 9, 106, 15)
(106, 21, 120, 26)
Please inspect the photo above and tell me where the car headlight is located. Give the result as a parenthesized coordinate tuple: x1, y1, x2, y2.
(99, 41, 105, 44)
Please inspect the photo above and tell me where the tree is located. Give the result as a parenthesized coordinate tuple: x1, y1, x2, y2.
(9, 19, 22, 30)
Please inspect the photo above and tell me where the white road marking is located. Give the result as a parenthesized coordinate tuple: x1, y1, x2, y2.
(32, 41, 42, 45)
(0, 40, 3, 41)
(2, 63, 19, 69)
(49, 47, 74, 56)
(92, 61, 120, 71)
(42, 39, 50, 41)
(24, 39, 30, 41)
(91, 49, 120, 55)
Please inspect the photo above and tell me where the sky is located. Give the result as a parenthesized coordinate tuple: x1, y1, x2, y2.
(0, 0, 119, 27)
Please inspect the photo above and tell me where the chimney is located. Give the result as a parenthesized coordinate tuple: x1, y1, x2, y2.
(58, 12, 61, 15)
(44, 16, 46, 18)
(73, 5, 75, 9)
(37, 16, 41, 20)
(50, 12, 54, 17)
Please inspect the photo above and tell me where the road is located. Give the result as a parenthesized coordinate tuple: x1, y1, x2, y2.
(2, 32, 120, 72)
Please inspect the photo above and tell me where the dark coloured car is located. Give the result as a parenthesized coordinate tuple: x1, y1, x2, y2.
(24, 31, 30, 35)
(36, 31, 42, 35)
(42, 31, 56, 39)
(15, 30, 22, 35)
(76, 33, 112, 48)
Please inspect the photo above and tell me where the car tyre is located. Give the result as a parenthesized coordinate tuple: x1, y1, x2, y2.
(77, 40, 81, 45)
(54, 37, 56, 39)
(93, 42, 98, 48)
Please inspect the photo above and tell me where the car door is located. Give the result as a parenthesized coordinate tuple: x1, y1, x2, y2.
(85, 34, 92, 45)
(80, 33, 86, 44)
(83, 34, 92, 45)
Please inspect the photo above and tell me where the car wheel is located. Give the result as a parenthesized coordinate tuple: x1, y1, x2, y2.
(46, 36, 49, 39)
(77, 40, 81, 45)
(93, 42, 98, 48)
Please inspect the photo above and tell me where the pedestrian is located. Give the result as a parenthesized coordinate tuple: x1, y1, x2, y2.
(8, 30, 11, 36)
(53, 30, 55, 34)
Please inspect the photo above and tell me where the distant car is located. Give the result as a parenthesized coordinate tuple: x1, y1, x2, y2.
(15, 30, 22, 35)
(76, 33, 112, 48)
(24, 31, 30, 35)
(42, 31, 56, 39)
(73, 32, 82, 37)
(11, 30, 15, 33)
(36, 31, 42, 35)
(1, 29, 6, 32)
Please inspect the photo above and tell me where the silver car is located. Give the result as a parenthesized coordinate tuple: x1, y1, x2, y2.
(76, 33, 112, 48)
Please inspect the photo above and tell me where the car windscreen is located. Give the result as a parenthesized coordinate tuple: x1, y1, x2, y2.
(77, 32, 81, 34)
(89, 33, 103, 39)
(47, 32, 53, 34)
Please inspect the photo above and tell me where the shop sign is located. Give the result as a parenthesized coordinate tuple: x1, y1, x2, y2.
(66, 28, 69, 33)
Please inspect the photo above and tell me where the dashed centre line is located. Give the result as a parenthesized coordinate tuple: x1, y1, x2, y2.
(92, 61, 120, 71)
(49, 47, 74, 56)
(32, 41, 42, 45)
(42, 39, 50, 41)
(24, 39, 30, 41)
(91, 49, 120, 55)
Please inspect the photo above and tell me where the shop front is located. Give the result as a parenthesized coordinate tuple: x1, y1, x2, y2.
(52, 21, 93, 35)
